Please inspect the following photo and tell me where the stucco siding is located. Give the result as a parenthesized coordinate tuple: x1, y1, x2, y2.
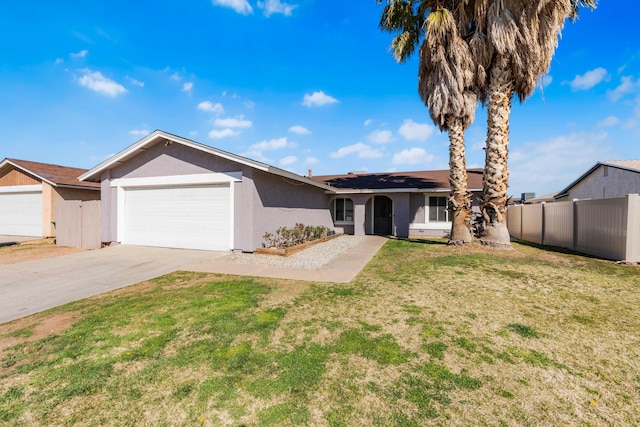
(567, 165, 640, 200)
(111, 141, 250, 180)
(250, 169, 334, 250)
(409, 193, 425, 223)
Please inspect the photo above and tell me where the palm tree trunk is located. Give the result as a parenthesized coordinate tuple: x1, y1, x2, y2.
(447, 119, 473, 245)
(481, 54, 513, 249)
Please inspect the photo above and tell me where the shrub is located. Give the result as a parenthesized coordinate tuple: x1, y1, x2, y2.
(263, 224, 330, 249)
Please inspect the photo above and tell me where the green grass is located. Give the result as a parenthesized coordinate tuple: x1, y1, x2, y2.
(1, 239, 639, 425)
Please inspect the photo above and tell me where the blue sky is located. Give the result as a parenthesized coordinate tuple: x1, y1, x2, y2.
(1, 1, 638, 198)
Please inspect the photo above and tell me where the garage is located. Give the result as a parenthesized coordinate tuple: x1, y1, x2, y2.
(0, 186, 43, 236)
(122, 184, 231, 251)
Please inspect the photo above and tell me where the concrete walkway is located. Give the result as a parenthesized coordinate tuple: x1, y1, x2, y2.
(187, 235, 387, 283)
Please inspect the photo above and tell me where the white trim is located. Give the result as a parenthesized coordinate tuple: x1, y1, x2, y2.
(410, 222, 451, 231)
(425, 194, 451, 224)
(0, 184, 43, 194)
(111, 172, 241, 188)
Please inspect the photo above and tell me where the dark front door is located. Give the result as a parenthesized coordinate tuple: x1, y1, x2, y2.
(373, 196, 393, 235)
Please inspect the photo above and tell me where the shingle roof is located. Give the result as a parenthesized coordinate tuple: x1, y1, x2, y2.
(311, 169, 483, 191)
(2, 158, 100, 189)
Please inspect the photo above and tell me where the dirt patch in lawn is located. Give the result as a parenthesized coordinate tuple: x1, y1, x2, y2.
(0, 238, 83, 265)
(0, 311, 80, 364)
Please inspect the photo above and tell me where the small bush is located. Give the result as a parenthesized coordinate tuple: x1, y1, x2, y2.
(263, 224, 330, 248)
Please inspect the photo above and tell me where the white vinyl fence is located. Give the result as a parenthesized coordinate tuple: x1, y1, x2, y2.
(508, 194, 640, 263)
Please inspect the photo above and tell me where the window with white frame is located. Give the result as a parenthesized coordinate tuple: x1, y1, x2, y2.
(334, 197, 354, 223)
(428, 196, 449, 223)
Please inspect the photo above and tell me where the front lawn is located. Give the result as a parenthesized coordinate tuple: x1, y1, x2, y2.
(1, 239, 638, 425)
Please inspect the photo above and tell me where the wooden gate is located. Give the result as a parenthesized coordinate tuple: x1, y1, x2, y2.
(55, 200, 102, 249)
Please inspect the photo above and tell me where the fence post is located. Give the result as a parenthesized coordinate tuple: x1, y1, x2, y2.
(625, 194, 640, 263)
(541, 202, 546, 246)
(572, 199, 578, 252)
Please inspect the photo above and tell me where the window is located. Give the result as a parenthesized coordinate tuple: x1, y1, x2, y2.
(334, 198, 354, 223)
(428, 196, 449, 223)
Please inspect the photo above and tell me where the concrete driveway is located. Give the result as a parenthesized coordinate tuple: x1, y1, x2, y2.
(0, 245, 225, 324)
(0, 235, 42, 246)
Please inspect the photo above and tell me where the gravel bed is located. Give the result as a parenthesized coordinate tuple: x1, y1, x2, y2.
(222, 235, 368, 269)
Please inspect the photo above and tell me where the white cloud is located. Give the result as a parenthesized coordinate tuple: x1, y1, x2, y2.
(212, 0, 253, 14)
(182, 82, 194, 93)
(208, 128, 239, 139)
(243, 137, 295, 163)
(170, 72, 181, 81)
(330, 142, 383, 159)
(367, 129, 394, 144)
(71, 49, 88, 58)
(607, 76, 637, 102)
(54, 58, 64, 65)
(250, 137, 293, 151)
(129, 129, 149, 138)
(364, 119, 373, 126)
(509, 131, 613, 196)
(244, 100, 255, 109)
(126, 76, 144, 87)
(289, 125, 311, 135)
(302, 91, 338, 107)
(257, 0, 298, 17)
(596, 116, 619, 127)
(540, 74, 553, 88)
(392, 147, 434, 165)
(214, 116, 252, 128)
(398, 119, 434, 142)
(305, 156, 318, 164)
(77, 69, 127, 97)
(197, 101, 224, 114)
(569, 67, 607, 91)
(279, 155, 298, 166)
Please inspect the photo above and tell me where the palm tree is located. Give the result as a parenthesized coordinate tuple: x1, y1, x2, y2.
(379, 1, 478, 244)
(378, 0, 596, 249)
(462, 0, 597, 248)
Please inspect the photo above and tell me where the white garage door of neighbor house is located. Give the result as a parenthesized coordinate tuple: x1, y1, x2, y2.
(123, 184, 230, 251)
(0, 190, 43, 236)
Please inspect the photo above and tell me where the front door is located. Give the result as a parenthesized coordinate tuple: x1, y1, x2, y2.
(373, 196, 393, 235)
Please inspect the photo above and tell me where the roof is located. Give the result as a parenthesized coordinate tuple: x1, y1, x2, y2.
(555, 160, 640, 199)
(602, 159, 640, 172)
(0, 158, 100, 189)
(311, 169, 484, 192)
(79, 130, 334, 192)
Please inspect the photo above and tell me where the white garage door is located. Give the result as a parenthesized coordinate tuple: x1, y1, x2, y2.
(0, 188, 43, 236)
(123, 184, 230, 251)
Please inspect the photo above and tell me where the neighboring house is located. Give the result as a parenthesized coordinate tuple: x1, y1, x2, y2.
(555, 160, 640, 201)
(523, 192, 557, 204)
(79, 130, 483, 252)
(311, 170, 483, 239)
(0, 158, 100, 237)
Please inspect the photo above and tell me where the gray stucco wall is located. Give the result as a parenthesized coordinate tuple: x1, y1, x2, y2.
(251, 169, 334, 249)
(409, 193, 426, 223)
(567, 165, 640, 200)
